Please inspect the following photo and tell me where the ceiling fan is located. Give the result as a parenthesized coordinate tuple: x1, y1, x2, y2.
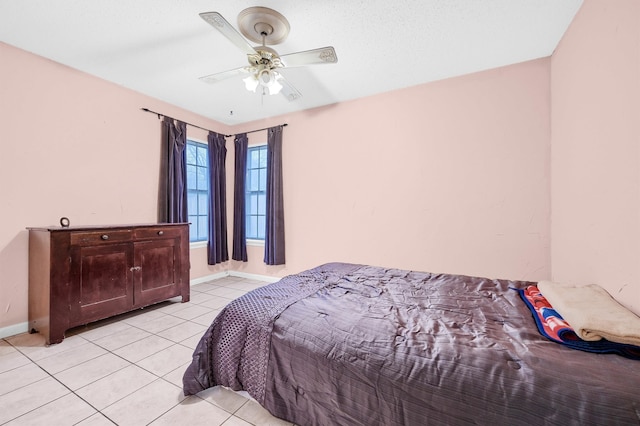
(199, 7, 338, 101)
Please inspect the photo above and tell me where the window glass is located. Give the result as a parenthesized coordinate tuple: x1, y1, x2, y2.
(197, 166, 208, 192)
(198, 192, 208, 215)
(246, 145, 267, 240)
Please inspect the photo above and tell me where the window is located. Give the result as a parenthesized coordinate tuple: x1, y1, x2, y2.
(186, 140, 209, 242)
(246, 145, 267, 240)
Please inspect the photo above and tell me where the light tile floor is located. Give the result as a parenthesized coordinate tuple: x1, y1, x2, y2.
(0, 276, 293, 426)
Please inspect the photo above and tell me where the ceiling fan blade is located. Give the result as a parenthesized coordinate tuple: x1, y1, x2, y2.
(200, 12, 257, 56)
(199, 67, 250, 84)
(280, 46, 338, 68)
(278, 74, 302, 101)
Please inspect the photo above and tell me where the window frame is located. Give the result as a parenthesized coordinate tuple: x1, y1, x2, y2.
(186, 139, 209, 243)
(245, 144, 267, 243)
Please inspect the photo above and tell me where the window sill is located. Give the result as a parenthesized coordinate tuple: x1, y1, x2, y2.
(190, 241, 207, 249)
(190, 240, 263, 249)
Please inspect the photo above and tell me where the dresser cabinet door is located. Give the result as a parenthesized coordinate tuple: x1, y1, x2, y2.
(69, 243, 134, 325)
(133, 237, 181, 307)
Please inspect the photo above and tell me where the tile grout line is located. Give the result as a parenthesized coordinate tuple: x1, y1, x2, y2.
(1, 279, 269, 426)
(3, 315, 191, 423)
(5, 337, 117, 425)
(3, 331, 197, 425)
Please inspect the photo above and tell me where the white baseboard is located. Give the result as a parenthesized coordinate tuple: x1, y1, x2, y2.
(229, 270, 281, 283)
(190, 271, 229, 285)
(190, 270, 281, 285)
(0, 322, 28, 340)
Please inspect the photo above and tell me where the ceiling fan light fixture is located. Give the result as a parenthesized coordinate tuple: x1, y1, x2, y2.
(267, 73, 283, 95)
(245, 67, 282, 95)
(243, 74, 259, 92)
(260, 68, 279, 85)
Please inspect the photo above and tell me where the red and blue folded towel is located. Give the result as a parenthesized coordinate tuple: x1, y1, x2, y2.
(517, 285, 640, 360)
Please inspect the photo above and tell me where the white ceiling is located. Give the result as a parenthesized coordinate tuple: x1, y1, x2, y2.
(0, 0, 583, 125)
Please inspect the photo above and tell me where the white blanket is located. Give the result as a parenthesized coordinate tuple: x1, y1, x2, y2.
(537, 280, 640, 346)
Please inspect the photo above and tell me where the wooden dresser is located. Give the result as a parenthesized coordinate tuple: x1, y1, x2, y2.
(27, 223, 190, 344)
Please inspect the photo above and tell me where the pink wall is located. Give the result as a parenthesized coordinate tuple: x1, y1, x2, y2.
(0, 41, 552, 336)
(551, 0, 640, 315)
(230, 58, 552, 283)
(0, 42, 231, 334)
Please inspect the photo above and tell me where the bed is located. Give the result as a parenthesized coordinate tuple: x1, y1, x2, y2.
(182, 262, 640, 425)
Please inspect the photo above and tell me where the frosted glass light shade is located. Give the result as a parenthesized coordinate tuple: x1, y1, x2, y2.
(243, 75, 259, 92)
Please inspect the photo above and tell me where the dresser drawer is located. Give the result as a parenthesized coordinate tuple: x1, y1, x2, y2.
(134, 226, 183, 240)
(70, 230, 133, 246)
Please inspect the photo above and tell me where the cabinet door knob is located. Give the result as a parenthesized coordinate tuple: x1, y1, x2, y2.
(157, 231, 164, 236)
(101, 234, 109, 240)
(130, 266, 141, 271)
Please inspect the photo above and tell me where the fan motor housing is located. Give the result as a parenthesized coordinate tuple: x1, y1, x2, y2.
(238, 7, 290, 45)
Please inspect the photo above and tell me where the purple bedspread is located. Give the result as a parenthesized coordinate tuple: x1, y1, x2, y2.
(183, 263, 640, 425)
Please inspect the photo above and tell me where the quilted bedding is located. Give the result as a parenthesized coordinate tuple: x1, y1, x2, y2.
(183, 263, 640, 425)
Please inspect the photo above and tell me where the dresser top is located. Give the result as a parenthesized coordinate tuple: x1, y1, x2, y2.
(27, 223, 189, 232)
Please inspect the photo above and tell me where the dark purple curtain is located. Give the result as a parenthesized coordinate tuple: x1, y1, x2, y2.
(160, 117, 187, 223)
(264, 126, 285, 265)
(207, 132, 228, 265)
(232, 133, 248, 261)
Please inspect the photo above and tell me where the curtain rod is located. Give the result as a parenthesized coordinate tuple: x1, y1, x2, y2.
(225, 123, 288, 138)
(142, 107, 287, 138)
(140, 107, 217, 134)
